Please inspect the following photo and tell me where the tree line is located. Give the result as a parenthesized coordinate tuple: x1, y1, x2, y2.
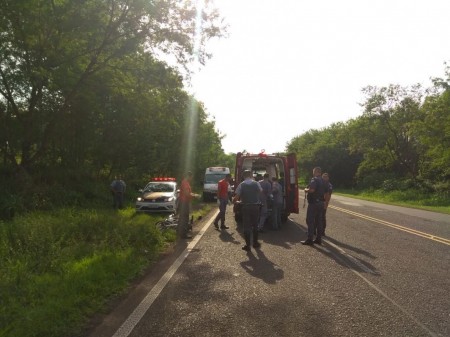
(287, 66, 450, 198)
(0, 0, 235, 213)
(1, 1, 448, 214)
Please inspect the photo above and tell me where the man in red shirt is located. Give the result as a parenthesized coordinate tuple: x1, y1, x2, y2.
(213, 174, 232, 230)
(177, 171, 197, 239)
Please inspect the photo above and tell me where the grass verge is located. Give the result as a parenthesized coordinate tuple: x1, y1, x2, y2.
(335, 189, 450, 215)
(0, 204, 212, 337)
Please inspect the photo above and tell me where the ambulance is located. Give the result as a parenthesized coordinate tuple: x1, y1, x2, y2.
(233, 151, 299, 222)
(202, 167, 231, 201)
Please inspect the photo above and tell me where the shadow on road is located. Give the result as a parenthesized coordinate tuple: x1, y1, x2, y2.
(217, 228, 241, 246)
(313, 240, 380, 276)
(324, 236, 377, 259)
(230, 216, 304, 250)
(240, 249, 284, 284)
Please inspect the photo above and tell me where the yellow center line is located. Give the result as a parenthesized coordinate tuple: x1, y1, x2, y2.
(329, 205, 450, 246)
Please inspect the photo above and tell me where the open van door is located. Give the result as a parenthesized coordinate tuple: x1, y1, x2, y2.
(286, 153, 299, 214)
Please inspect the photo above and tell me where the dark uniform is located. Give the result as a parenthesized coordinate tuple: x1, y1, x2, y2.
(111, 176, 126, 209)
(234, 171, 263, 251)
(322, 180, 332, 236)
(304, 175, 327, 244)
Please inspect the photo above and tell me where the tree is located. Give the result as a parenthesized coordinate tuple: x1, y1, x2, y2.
(358, 84, 425, 180)
(413, 66, 450, 181)
(286, 123, 361, 187)
(0, 0, 225, 173)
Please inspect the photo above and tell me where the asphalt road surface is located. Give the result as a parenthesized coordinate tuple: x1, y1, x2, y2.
(87, 195, 450, 337)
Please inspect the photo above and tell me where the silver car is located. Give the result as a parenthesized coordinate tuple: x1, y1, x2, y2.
(135, 179, 178, 213)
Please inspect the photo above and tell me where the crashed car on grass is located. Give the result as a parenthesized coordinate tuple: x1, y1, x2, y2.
(135, 178, 179, 213)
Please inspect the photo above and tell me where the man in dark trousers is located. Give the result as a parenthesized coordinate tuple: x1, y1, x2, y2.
(213, 173, 232, 230)
(233, 170, 263, 251)
(110, 175, 126, 209)
(321, 172, 333, 236)
(302, 167, 326, 245)
(177, 171, 198, 239)
(257, 173, 272, 233)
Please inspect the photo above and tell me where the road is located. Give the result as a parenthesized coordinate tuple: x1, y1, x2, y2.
(87, 195, 450, 337)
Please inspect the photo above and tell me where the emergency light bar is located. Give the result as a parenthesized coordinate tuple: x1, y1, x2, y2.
(239, 151, 275, 157)
(153, 177, 176, 181)
(208, 167, 227, 172)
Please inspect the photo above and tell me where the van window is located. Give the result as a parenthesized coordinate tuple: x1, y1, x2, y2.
(205, 173, 226, 184)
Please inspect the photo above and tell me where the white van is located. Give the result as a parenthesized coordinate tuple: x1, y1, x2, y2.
(202, 167, 231, 201)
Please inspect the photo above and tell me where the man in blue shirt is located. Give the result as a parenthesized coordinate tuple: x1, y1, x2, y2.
(258, 173, 272, 232)
(233, 170, 263, 251)
(110, 175, 126, 209)
(321, 173, 333, 236)
(302, 167, 326, 245)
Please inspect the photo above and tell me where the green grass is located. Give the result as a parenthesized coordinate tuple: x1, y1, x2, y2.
(335, 189, 450, 215)
(0, 207, 177, 337)
(0, 201, 214, 337)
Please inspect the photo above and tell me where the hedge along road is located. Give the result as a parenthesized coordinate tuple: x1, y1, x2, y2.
(87, 195, 450, 337)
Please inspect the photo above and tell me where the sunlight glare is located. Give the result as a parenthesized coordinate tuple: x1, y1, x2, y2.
(181, 0, 204, 175)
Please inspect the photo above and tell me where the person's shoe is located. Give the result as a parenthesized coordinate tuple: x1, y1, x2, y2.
(301, 239, 314, 245)
(220, 225, 229, 229)
(182, 233, 193, 239)
(253, 242, 261, 249)
(313, 239, 322, 245)
(242, 245, 251, 251)
(214, 222, 219, 229)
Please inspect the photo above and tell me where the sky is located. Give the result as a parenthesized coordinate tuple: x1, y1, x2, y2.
(189, 0, 450, 154)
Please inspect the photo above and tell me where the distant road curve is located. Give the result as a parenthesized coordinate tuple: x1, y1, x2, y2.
(331, 194, 450, 223)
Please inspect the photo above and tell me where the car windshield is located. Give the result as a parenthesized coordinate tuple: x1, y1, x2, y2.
(144, 182, 175, 193)
(205, 174, 227, 184)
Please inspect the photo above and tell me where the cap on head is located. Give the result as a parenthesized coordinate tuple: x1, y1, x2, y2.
(243, 170, 252, 178)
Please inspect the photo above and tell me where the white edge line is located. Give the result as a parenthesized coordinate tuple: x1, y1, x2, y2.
(112, 209, 220, 337)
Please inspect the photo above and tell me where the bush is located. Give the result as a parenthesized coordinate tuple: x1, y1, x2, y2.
(357, 171, 397, 189)
(0, 208, 173, 337)
(433, 180, 450, 198)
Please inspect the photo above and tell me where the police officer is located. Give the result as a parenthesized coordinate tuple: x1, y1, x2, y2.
(321, 173, 332, 236)
(257, 173, 272, 232)
(302, 167, 326, 245)
(110, 175, 126, 209)
(233, 170, 263, 251)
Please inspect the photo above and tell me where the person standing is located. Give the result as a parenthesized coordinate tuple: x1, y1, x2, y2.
(110, 175, 126, 209)
(213, 174, 232, 230)
(271, 177, 283, 230)
(233, 170, 263, 251)
(321, 173, 333, 236)
(177, 171, 198, 239)
(301, 167, 325, 245)
(257, 173, 272, 233)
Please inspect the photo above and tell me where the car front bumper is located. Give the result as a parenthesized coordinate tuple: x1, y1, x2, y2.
(135, 201, 176, 213)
